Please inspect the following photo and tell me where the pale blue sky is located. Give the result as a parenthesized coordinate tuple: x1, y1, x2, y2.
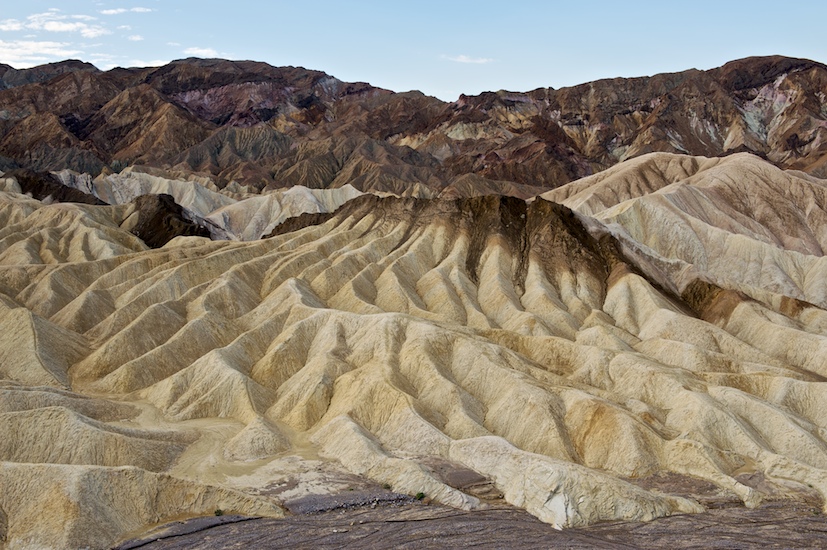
(1, 1, 825, 100)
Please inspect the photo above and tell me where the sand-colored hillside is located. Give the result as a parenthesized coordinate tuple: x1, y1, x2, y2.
(2, 153, 827, 547)
(55, 168, 364, 241)
(542, 152, 827, 306)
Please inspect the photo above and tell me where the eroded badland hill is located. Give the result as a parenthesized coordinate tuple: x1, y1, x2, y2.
(1, 56, 827, 548)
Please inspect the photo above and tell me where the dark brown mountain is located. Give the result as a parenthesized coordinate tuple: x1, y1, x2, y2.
(4, 168, 104, 205)
(0, 59, 98, 90)
(1, 55, 825, 195)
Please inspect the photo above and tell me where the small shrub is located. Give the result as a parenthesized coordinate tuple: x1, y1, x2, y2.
(382, 483, 391, 490)
(415, 492, 425, 501)
(214, 509, 223, 516)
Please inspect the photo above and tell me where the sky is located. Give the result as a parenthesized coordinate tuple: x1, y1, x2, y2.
(1, 1, 826, 101)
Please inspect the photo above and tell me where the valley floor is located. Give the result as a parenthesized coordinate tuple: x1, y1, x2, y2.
(119, 470, 827, 549)
(119, 498, 827, 549)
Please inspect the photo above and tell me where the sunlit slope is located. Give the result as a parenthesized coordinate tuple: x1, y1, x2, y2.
(544, 152, 827, 307)
(55, 168, 364, 241)
(3, 167, 827, 545)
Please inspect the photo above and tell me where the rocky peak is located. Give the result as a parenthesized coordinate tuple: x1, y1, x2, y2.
(0, 59, 99, 90)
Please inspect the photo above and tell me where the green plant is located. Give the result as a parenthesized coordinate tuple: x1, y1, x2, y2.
(382, 483, 391, 490)
(415, 492, 425, 501)
(214, 509, 223, 516)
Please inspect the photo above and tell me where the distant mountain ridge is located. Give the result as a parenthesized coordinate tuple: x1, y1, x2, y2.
(0, 59, 98, 90)
(1, 55, 825, 195)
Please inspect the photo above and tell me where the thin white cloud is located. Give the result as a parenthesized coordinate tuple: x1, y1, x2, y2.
(100, 7, 153, 15)
(26, 12, 66, 27)
(442, 54, 494, 64)
(129, 58, 169, 67)
(184, 47, 218, 57)
(0, 20, 24, 31)
(167, 41, 180, 47)
(0, 39, 81, 67)
(43, 21, 87, 32)
(117, 25, 132, 30)
(127, 34, 143, 41)
(89, 53, 117, 69)
(80, 27, 110, 38)
(0, 11, 111, 39)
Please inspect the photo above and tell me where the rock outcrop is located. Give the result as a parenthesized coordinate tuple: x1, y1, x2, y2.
(123, 193, 211, 248)
(4, 168, 104, 205)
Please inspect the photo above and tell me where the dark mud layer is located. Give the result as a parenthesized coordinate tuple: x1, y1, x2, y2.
(117, 472, 827, 550)
(129, 193, 212, 248)
(114, 501, 827, 549)
(5, 168, 105, 205)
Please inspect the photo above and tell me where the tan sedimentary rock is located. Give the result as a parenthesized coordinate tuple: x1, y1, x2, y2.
(0, 463, 283, 549)
(1, 153, 827, 546)
(223, 416, 292, 461)
(56, 168, 364, 241)
(542, 152, 827, 306)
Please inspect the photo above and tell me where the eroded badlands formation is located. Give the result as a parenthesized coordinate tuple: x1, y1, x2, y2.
(0, 150, 827, 547)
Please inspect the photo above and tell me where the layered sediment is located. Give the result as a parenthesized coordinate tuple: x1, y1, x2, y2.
(1, 152, 827, 546)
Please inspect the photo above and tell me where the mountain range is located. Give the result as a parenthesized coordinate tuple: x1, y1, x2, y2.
(1, 55, 826, 196)
(1, 56, 827, 548)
